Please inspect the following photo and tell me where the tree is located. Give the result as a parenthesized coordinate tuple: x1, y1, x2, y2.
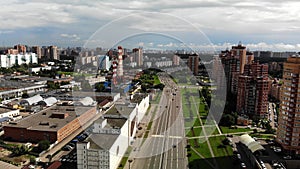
(265, 122, 275, 134)
(154, 83, 165, 90)
(38, 140, 50, 152)
(95, 83, 105, 92)
(22, 92, 29, 98)
(46, 154, 52, 163)
(29, 156, 36, 164)
(47, 81, 60, 90)
(222, 138, 230, 145)
(12, 145, 29, 156)
(220, 114, 236, 127)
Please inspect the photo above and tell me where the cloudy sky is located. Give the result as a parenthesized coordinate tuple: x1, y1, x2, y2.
(0, 0, 300, 51)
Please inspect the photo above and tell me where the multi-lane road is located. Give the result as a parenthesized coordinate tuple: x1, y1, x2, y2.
(130, 73, 187, 169)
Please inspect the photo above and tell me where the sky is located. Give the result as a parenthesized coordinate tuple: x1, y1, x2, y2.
(0, 0, 300, 51)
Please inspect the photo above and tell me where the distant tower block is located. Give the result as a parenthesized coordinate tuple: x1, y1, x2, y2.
(117, 46, 124, 82)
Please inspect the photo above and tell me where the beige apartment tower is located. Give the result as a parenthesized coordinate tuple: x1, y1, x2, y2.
(277, 56, 300, 155)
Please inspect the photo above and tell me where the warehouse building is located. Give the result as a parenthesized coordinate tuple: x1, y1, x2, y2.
(3, 104, 97, 143)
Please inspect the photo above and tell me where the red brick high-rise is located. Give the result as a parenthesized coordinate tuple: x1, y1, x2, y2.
(188, 54, 199, 76)
(236, 61, 269, 119)
(218, 42, 250, 94)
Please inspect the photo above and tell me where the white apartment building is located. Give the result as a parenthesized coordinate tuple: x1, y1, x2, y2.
(77, 94, 150, 169)
(98, 55, 111, 71)
(0, 53, 38, 68)
(77, 116, 131, 169)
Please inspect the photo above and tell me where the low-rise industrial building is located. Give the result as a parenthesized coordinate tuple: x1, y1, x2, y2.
(0, 82, 46, 102)
(3, 104, 97, 143)
(0, 107, 20, 123)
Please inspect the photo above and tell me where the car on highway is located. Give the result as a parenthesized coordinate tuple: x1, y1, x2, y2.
(240, 162, 246, 169)
(236, 153, 241, 160)
(283, 155, 292, 160)
(259, 159, 267, 169)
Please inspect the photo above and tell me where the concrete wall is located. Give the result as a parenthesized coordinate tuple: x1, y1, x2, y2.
(109, 119, 130, 169)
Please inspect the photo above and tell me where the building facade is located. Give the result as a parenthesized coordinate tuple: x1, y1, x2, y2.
(277, 56, 300, 155)
(188, 54, 199, 76)
(236, 61, 269, 119)
(132, 48, 143, 67)
(98, 55, 111, 71)
(3, 105, 97, 143)
(0, 53, 38, 68)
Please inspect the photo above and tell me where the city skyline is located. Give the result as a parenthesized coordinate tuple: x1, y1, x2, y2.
(0, 0, 299, 51)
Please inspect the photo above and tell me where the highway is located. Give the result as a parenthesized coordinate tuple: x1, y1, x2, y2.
(130, 73, 187, 169)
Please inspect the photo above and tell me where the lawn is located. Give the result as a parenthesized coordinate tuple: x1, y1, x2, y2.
(150, 91, 162, 104)
(153, 75, 161, 85)
(118, 146, 132, 168)
(196, 138, 212, 158)
(204, 126, 220, 136)
(186, 127, 203, 137)
(209, 136, 233, 157)
(200, 117, 206, 125)
(193, 118, 201, 126)
(181, 89, 199, 121)
(220, 126, 252, 134)
(188, 148, 201, 162)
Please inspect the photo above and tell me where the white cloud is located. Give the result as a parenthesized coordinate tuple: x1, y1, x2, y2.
(0, 2, 76, 29)
(0, 0, 299, 48)
(150, 42, 300, 51)
(60, 33, 80, 41)
(0, 30, 14, 34)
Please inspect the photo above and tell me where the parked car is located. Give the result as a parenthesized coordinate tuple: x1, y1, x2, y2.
(273, 147, 282, 153)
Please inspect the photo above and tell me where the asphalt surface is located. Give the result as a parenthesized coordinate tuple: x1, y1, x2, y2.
(130, 73, 187, 169)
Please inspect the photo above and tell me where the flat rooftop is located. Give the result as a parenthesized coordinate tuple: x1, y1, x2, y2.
(106, 118, 127, 128)
(41, 91, 119, 101)
(4, 105, 94, 132)
(105, 104, 135, 117)
(88, 134, 119, 150)
(0, 107, 17, 114)
(0, 79, 45, 91)
(131, 93, 148, 104)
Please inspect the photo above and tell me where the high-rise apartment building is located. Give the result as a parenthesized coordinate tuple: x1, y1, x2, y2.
(236, 61, 269, 119)
(98, 55, 111, 71)
(49, 46, 58, 60)
(231, 42, 247, 74)
(173, 54, 180, 66)
(32, 46, 42, 59)
(14, 44, 26, 54)
(277, 56, 300, 155)
(212, 55, 226, 90)
(188, 54, 199, 76)
(219, 42, 250, 94)
(132, 47, 143, 67)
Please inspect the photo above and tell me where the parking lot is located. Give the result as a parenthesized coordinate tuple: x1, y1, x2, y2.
(231, 135, 292, 169)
